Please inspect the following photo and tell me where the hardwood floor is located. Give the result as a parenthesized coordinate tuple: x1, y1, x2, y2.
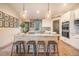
(0, 43, 12, 56)
(58, 40, 79, 56)
(0, 40, 79, 56)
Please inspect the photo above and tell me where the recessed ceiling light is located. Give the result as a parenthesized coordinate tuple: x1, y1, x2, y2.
(22, 14, 26, 19)
(22, 10, 27, 19)
(49, 10, 51, 14)
(47, 13, 50, 18)
(36, 10, 40, 14)
(64, 3, 67, 6)
(24, 10, 27, 13)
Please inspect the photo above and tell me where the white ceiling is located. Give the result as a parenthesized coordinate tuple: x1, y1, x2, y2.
(9, 3, 79, 19)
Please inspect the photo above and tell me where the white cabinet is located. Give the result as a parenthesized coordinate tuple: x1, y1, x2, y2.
(74, 9, 79, 19)
(42, 19, 52, 27)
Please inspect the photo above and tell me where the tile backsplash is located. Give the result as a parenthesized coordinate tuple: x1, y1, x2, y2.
(42, 27, 51, 31)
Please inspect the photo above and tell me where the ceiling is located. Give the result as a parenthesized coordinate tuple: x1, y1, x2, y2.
(10, 3, 79, 19)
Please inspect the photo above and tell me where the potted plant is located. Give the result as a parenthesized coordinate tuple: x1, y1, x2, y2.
(20, 22, 29, 33)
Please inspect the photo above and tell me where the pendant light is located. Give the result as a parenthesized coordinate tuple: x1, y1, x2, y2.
(22, 3, 27, 19)
(46, 3, 51, 19)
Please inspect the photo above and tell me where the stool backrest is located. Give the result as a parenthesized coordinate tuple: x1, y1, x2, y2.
(15, 41, 25, 44)
(48, 41, 57, 45)
(38, 41, 45, 45)
(27, 41, 36, 44)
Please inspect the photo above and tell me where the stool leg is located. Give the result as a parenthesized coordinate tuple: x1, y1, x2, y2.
(34, 45, 36, 56)
(33, 45, 35, 56)
(53, 44, 55, 55)
(37, 45, 38, 56)
(49, 45, 51, 56)
(27, 45, 30, 53)
(20, 43, 21, 54)
(44, 45, 46, 56)
(23, 44, 25, 55)
(11, 43, 14, 56)
(32, 45, 35, 56)
(37, 45, 40, 56)
(16, 45, 18, 54)
(47, 45, 49, 56)
(56, 44, 59, 56)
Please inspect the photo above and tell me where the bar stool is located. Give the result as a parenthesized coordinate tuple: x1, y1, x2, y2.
(37, 41, 46, 56)
(11, 41, 26, 56)
(27, 40, 36, 56)
(47, 41, 58, 56)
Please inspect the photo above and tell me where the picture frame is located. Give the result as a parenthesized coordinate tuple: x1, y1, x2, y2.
(4, 13, 10, 21)
(4, 21, 10, 27)
(9, 22, 14, 28)
(13, 18, 15, 22)
(0, 18, 4, 21)
(14, 22, 19, 28)
(9, 16, 14, 22)
(13, 22, 16, 28)
(14, 18, 18, 23)
(9, 16, 14, 28)
(0, 20, 3, 27)
(0, 11, 3, 19)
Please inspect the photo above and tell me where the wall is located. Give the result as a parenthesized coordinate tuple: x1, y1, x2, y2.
(0, 28, 20, 47)
(0, 4, 20, 47)
(0, 4, 19, 18)
(60, 9, 79, 49)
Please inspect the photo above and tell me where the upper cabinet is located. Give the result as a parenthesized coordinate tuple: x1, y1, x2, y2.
(74, 9, 79, 19)
(42, 19, 52, 27)
(61, 12, 71, 22)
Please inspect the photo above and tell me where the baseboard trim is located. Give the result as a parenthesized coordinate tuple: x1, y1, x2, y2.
(61, 40, 79, 52)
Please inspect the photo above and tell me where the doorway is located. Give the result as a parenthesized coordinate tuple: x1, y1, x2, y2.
(53, 20, 60, 34)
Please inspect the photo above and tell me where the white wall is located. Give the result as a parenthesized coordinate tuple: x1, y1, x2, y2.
(0, 4, 19, 18)
(0, 4, 20, 47)
(60, 9, 79, 49)
(0, 28, 20, 47)
(42, 19, 52, 27)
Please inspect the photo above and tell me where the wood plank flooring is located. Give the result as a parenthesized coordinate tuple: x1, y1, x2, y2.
(0, 40, 79, 56)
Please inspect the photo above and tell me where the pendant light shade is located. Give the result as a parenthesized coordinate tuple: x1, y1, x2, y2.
(45, 3, 51, 19)
(22, 3, 27, 19)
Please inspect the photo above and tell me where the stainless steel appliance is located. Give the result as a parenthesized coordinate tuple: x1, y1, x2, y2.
(62, 21, 70, 38)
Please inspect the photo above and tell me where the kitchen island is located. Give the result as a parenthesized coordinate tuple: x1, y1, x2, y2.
(14, 32, 60, 43)
(11, 32, 60, 56)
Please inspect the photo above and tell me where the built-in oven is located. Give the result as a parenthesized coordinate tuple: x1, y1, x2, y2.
(74, 19, 79, 34)
(74, 19, 79, 25)
(62, 21, 70, 38)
